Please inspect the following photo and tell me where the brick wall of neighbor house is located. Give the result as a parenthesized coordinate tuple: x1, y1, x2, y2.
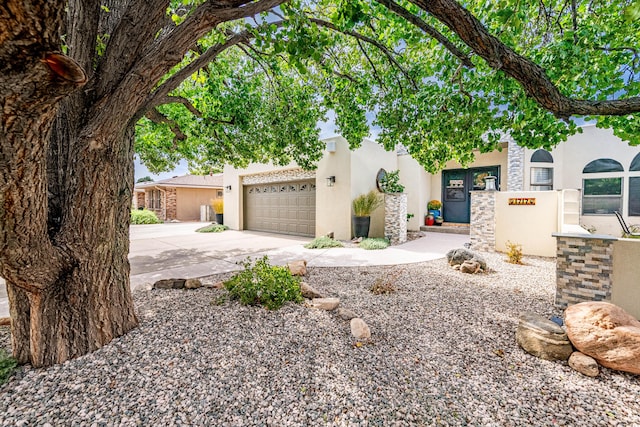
(554, 234, 615, 309)
(470, 191, 496, 252)
(242, 169, 315, 185)
(165, 187, 177, 220)
(135, 192, 145, 209)
(507, 140, 525, 191)
(384, 193, 407, 245)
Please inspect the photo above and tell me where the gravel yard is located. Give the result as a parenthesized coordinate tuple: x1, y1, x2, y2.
(1, 252, 639, 426)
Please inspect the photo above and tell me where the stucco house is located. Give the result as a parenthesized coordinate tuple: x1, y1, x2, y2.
(134, 174, 224, 221)
(222, 124, 640, 240)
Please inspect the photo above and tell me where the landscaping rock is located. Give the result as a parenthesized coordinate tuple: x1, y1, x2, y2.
(564, 301, 640, 375)
(288, 260, 307, 276)
(460, 260, 481, 274)
(153, 279, 186, 290)
(446, 248, 487, 270)
(310, 298, 339, 311)
(300, 282, 324, 299)
(185, 278, 202, 289)
(336, 308, 358, 321)
(0, 317, 10, 327)
(568, 352, 599, 377)
(516, 312, 573, 361)
(351, 318, 371, 340)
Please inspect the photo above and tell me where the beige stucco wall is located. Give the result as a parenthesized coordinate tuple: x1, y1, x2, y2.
(524, 125, 640, 236)
(350, 138, 398, 238)
(399, 155, 430, 230)
(316, 136, 352, 240)
(175, 188, 221, 221)
(494, 191, 559, 257)
(611, 238, 640, 320)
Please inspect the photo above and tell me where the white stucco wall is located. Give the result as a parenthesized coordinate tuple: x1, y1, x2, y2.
(398, 155, 430, 230)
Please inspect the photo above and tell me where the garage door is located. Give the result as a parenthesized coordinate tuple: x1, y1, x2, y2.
(243, 180, 316, 236)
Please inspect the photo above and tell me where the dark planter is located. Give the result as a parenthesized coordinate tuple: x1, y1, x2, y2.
(215, 213, 224, 224)
(353, 216, 371, 238)
(434, 217, 444, 226)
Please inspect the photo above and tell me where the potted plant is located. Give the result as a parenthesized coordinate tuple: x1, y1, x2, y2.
(425, 213, 435, 226)
(379, 170, 405, 194)
(352, 190, 382, 238)
(211, 198, 224, 225)
(434, 216, 444, 226)
(427, 199, 442, 217)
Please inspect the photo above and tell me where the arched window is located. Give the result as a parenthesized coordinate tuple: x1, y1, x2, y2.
(529, 150, 553, 190)
(583, 158, 624, 173)
(582, 158, 623, 215)
(630, 153, 640, 216)
(630, 153, 640, 172)
(530, 149, 553, 163)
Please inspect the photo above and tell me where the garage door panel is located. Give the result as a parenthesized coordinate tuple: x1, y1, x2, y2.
(243, 180, 316, 237)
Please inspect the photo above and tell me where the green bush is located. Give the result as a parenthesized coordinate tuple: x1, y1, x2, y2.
(379, 170, 405, 193)
(353, 190, 383, 216)
(360, 238, 389, 250)
(304, 236, 344, 249)
(0, 349, 17, 385)
(196, 223, 228, 233)
(131, 209, 162, 224)
(224, 256, 303, 310)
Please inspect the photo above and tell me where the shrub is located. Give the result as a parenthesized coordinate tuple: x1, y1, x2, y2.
(211, 198, 224, 214)
(196, 223, 228, 233)
(379, 170, 404, 193)
(505, 241, 524, 264)
(131, 209, 162, 224)
(353, 190, 383, 217)
(224, 256, 303, 310)
(427, 199, 442, 210)
(304, 236, 344, 249)
(0, 349, 17, 385)
(360, 238, 389, 250)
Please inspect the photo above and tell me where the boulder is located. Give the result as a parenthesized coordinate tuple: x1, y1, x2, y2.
(446, 248, 487, 270)
(564, 302, 640, 375)
(184, 278, 202, 289)
(568, 352, 599, 377)
(310, 298, 339, 311)
(516, 312, 573, 361)
(0, 317, 10, 327)
(460, 260, 481, 274)
(351, 318, 371, 340)
(300, 282, 324, 299)
(336, 308, 358, 321)
(153, 279, 185, 290)
(288, 260, 307, 276)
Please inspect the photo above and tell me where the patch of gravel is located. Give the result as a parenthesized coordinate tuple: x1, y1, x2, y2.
(1, 252, 639, 426)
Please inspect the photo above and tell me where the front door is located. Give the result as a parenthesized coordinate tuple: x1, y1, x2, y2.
(442, 166, 500, 223)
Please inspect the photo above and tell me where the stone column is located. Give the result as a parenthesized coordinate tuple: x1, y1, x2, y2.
(507, 139, 525, 191)
(470, 191, 496, 252)
(384, 193, 407, 245)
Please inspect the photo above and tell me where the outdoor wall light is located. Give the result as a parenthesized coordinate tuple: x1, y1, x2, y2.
(225, 185, 232, 192)
(484, 175, 497, 191)
(326, 176, 336, 187)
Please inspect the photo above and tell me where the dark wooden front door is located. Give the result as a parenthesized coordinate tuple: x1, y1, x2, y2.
(442, 166, 500, 223)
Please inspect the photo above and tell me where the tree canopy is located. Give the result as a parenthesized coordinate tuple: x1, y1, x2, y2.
(137, 0, 640, 173)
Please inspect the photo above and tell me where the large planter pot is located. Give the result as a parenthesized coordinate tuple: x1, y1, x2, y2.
(353, 216, 371, 238)
(215, 213, 224, 225)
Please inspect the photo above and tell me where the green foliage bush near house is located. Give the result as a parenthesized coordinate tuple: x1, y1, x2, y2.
(379, 170, 404, 193)
(0, 349, 17, 385)
(304, 236, 344, 249)
(352, 190, 383, 217)
(196, 223, 228, 233)
(130, 209, 162, 224)
(360, 238, 390, 250)
(223, 256, 303, 310)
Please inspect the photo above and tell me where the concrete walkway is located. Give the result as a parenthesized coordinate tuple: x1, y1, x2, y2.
(0, 224, 470, 318)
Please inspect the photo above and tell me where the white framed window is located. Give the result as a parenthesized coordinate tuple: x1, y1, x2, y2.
(530, 167, 553, 191)
(582, 177, 622, 215)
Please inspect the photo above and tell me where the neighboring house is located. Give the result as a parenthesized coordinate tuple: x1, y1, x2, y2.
(223, 124, 640, 239)
(134, 174, 224, 221)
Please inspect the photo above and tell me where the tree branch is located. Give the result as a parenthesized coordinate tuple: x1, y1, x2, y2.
(409, 0, 640, 118)
(356, 39, 386, 90)
(145, 108, 186, 144)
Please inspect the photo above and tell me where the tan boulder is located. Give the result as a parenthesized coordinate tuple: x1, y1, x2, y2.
(460, 260, 481, 274)
(568, 352, 599, 377)
(516, 312, 573, 361)
(564, 302, 640, 375)
(185, 278, 202, 289)
(310, 298, 339, 311)
(288, 260, 307, 276)
(350, 318, 371, 340)
(300, 282, 324, 299)
(336, 308, 358, 321)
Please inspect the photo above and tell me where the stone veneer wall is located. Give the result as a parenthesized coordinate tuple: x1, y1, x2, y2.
(242, 169, 315, 185)
(554, 233, 616, 309)
(384, 193, 407, 245)
(507, 139, 525, 191)
(165, 187, 177, 220)
(470, 191, 496, 252)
